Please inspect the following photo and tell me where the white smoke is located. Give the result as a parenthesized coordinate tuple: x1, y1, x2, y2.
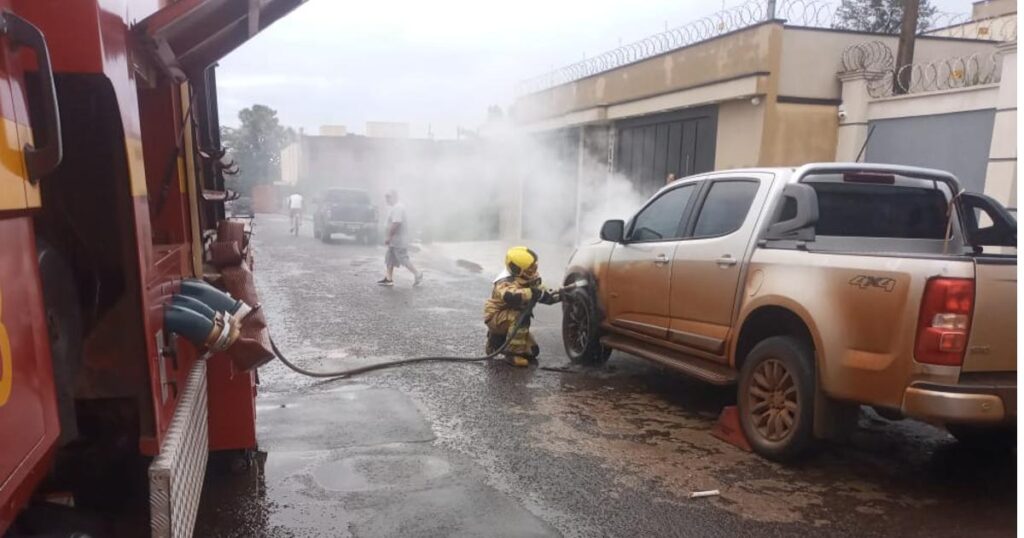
(303, 117, 650, 249)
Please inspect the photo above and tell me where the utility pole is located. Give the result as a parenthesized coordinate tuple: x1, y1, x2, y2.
(894, 0, 920, 95)
(765, 0, 777, 20)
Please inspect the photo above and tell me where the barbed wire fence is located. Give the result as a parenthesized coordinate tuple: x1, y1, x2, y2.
(516, 0, 1016, 96)
(840, 40, 1003, 97)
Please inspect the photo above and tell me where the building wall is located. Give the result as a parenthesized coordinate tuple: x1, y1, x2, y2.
(365, 122, 410, 139)
(865, 109, 996, 192)
(279, 141, 301, 186)
(511, 18, 1015, 243)
(779, 28, 999, 101)
(984, 43, 1016, 206)
(838, 67, 1011, 200)
(973, 0, 1016, 19)
(714, 98, 765, 169)
(318, 125, 348, 136)
(514, 22, 778, 124)
(760, 102, 839, 166)
(926, 16, 1017, 42)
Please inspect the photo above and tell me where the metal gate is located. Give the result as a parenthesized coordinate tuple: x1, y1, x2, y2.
(615, 106, 717, 196)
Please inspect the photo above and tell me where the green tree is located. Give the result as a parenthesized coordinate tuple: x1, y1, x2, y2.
(221, 104, 294, 194)
(833, 0, 938, 33)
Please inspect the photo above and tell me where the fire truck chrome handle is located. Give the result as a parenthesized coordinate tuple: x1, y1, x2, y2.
(1, 10, 62, 182)
(653, 254, 670, 266)
(716, 255, 737, 267)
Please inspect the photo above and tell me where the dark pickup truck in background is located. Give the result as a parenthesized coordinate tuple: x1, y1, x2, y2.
(313, 188, 379, 244)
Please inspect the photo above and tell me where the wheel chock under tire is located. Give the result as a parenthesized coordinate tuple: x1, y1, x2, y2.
(711, 406, 752, 452)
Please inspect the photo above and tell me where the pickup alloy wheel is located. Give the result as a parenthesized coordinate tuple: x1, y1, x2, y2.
(565, 298, 589, 352)
(562, 285, 611, 365)
(738, 336, 815, 461)
(748, 359, 798, 442)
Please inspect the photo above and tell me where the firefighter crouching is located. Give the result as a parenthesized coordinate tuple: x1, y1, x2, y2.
(484, 246, 561, 367)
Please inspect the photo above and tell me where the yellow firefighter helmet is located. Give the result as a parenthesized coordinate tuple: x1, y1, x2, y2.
(505, 246, 538, 279)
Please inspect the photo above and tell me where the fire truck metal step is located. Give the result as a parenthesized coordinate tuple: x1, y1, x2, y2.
(148, 360, 209, 538)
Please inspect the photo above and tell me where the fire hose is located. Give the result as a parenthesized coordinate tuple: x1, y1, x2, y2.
(269, 280, 588, 380)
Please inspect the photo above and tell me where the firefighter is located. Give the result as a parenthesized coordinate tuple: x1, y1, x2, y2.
(484, 246, 560, 367)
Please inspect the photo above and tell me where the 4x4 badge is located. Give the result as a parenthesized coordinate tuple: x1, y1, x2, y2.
(849, 275, 897, 292)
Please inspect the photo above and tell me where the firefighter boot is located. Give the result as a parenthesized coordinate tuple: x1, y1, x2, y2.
(508, 355, 530, 367)
(504, 325, 533, 367)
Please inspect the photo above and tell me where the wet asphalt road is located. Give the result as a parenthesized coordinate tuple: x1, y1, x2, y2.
(195, 214, 1015, 538)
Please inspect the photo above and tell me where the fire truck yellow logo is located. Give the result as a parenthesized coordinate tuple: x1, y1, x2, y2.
(0, 286, 11, 407)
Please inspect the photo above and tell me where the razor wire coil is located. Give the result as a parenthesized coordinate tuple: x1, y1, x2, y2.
(840, 40, 1003, 97)
(516, 0, 1016, 96)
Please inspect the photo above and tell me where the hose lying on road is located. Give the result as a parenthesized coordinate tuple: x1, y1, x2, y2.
(270, 294, 544, 380)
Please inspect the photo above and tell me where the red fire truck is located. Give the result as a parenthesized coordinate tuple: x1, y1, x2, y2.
(0, 1, 302, 536)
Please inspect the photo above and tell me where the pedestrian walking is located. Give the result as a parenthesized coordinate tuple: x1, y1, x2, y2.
(377, 189, 423, 287)
(287, 191, 303, 235)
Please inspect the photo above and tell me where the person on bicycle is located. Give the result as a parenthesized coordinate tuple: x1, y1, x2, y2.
(287, 192, 303, 235)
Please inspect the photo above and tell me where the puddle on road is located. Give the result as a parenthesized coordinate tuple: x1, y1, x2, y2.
(419, 306, 463, 315)
(523, 388, 930, 525)
(313, 454, 452, 492)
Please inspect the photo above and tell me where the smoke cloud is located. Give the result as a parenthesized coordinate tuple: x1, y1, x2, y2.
(301, 119, 650, 249)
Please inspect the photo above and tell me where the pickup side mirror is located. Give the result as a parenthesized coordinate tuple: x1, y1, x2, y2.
(600, 219, 625, 243)
(765, 184, 818, 242)
(959, 191, 1016, 248)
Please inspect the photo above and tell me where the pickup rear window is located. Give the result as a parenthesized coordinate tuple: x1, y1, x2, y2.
(804, 176, 950, 239)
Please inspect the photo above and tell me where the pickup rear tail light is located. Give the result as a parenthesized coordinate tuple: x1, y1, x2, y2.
(914, 277, 974, 366)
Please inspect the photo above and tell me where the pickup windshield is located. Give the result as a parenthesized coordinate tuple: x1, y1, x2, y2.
(325, 190, 370, 205)
(802, 173, 952, 240)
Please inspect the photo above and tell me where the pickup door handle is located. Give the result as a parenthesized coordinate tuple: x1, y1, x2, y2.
(653, 254, 670, 266)
(716, 255, 738, 267)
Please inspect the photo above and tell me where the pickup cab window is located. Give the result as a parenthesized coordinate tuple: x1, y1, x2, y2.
(692, 180, 759, 238)
(628, 184, 696, 241)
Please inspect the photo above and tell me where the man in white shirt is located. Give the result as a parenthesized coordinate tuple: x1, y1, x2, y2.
(378, 190, 423, 287)
(287, 192, 303, 235)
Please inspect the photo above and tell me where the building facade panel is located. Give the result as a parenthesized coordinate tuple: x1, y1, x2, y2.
(865, 109, 996, 192)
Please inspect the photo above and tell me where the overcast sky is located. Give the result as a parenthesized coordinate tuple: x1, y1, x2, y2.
(216, 0, 974, 139)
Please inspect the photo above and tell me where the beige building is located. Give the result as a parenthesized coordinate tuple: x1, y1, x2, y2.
(512, 1, 1014, 216)
(318, 124, 348, 136)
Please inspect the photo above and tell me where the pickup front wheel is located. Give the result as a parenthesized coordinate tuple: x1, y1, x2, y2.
(561, 285, 611, 365)
(738, 336, 815, 462)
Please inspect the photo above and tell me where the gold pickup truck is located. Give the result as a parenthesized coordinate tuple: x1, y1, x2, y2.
(562, 163, 1016, 461)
